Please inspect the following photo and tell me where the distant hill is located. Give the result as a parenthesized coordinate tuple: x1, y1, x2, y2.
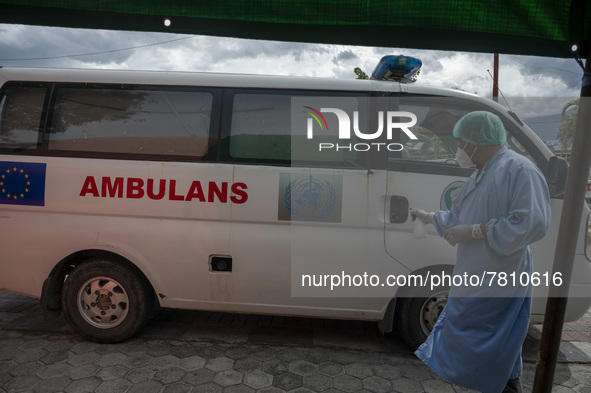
(521, 112, 562, 143)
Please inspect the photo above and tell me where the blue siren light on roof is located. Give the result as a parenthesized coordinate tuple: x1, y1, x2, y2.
(370, 55, 422, 82)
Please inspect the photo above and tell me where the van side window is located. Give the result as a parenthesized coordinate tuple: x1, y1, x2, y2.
(230, 93, 291, 161)
(0, 87, 46, 151)
(49, 87, 213, 158)
(395, 98, 468, 165)
(505, 133, 535, 162)
(392, 96, 538, 169)
(228, 92, 367, 167)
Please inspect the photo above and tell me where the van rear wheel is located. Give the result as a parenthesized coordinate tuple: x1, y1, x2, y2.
(61, 258, 153, 343)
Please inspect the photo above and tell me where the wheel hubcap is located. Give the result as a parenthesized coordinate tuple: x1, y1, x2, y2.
(77, 277, 129, 329)
(419, 292, 448, 337)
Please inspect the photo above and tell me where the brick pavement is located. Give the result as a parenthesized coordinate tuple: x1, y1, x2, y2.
(1, 291, 590, 393)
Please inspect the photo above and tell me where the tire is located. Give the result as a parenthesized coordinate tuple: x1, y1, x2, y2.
(61, 258, 154, 343)
(394, 290, 449, 351)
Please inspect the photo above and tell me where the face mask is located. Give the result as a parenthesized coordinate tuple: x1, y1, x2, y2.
(455, 145, 477, 168)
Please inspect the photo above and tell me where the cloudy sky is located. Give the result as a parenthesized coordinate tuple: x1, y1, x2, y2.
(0, 23, 585, 141)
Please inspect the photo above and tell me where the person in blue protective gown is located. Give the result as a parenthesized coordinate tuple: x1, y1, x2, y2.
(411, 111, 551, 393)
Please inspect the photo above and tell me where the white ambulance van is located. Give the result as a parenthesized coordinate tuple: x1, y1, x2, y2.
(1, 57, 590, 348)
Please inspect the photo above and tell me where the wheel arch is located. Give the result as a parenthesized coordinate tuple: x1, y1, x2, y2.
(41, 249, 157, 320)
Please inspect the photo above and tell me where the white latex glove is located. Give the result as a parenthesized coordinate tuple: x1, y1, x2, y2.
(410, 208, 434, 225)
(443, 224, 484, 246)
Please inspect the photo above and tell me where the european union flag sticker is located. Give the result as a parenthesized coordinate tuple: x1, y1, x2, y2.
(0, 161, 46, 206)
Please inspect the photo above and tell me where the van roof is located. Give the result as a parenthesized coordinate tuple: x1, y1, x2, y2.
(0, 66, 480, 99)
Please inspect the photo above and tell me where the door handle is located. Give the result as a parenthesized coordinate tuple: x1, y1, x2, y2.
(389, 195, 409, 223)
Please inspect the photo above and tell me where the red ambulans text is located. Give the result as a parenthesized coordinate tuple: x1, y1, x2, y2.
(79, 176, 248, 204)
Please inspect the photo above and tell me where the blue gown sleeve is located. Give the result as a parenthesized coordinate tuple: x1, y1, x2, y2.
(433, 206, 460, 237)
(485, 163, 551, 256)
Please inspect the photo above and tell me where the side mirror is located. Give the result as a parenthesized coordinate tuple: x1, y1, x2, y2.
(547, 156, 568, 198)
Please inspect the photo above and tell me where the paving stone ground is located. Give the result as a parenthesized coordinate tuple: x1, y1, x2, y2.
(1, 291, 590, 393)
(1, 329, 591, 393)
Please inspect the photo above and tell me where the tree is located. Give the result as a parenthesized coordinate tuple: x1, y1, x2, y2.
(557, 99, 578, 149)
(353, 67, 420, 82)
(354, 67, 368, 80)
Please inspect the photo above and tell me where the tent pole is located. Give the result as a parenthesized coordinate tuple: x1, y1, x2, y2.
(493, 53, 499, 102)
(532, 50, 591, 392)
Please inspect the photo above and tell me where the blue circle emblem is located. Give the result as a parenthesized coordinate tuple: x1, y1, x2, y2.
(285, 177, 336, 219)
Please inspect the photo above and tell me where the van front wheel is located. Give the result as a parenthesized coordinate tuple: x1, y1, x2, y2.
(394, 290, 448, 351)
(61, 258, 153, 343)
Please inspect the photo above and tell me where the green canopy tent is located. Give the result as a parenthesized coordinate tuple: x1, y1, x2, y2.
(1, 1, 590, 392)
(0, 0, 589, 58)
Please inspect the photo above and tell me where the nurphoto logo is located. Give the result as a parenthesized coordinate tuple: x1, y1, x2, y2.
(303, 106, 418, 152)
